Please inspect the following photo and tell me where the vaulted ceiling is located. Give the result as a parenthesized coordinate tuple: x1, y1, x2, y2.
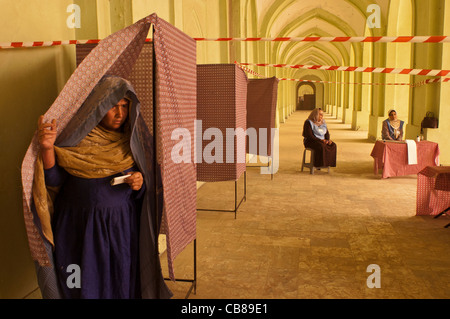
(242, 0, 395, 81)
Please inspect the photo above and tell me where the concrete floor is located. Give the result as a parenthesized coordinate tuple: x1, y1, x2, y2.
(162, 110, 450, 299)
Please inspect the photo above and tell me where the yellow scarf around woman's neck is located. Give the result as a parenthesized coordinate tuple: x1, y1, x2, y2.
(54, 125, 135, 179)
(32, 125, 135, 247)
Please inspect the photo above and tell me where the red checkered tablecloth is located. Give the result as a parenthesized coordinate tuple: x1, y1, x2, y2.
(416, 166, 450, 215)
(371, 140, 440, 178)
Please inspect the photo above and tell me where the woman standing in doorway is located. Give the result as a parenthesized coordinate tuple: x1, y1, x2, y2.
(37, 77, 146, 299)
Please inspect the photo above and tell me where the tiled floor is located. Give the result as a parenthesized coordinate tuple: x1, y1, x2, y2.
(161, 110, 450, 299)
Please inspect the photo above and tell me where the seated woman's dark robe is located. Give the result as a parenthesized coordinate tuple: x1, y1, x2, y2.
(302, 120, 337, 168)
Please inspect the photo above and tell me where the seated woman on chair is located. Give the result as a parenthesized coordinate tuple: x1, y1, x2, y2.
(381, 109, 404, 141)
(302, 108, 337, 168)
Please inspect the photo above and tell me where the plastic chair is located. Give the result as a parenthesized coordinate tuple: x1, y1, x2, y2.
(301, 148, 330, 175)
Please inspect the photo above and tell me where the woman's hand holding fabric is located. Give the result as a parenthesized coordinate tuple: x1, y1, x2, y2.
(125, 172, 144, 191)
(38, 116, 57, 150)
(38, 115, 57, 169)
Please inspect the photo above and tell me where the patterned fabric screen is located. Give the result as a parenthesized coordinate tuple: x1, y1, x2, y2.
(21, 14, 196, 297)
(22, 14, 152, 269)
(246, 77, 279, 157)
(196, 64, 248, 182)
(152, 17, 197, 281)
(74, 19, 197, 283)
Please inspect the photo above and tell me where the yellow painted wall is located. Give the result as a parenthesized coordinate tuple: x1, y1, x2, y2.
(427, 0, 450, 165)
(409, 0, 444, 142)
(384, 0, 412, 131)
(0, 0, 76, 298)
(360, 28, 373, 132)
(347, 50, 355, 125)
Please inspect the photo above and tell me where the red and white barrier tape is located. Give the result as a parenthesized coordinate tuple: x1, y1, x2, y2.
(0, 39, 99, 49)
(0, 38, 152, 49)
(1, 35, 449, 49)
(280, 78, 411, 86)
(235, 62, 450, 87)
(236, 62, 409, 85)
(278, 77, 450, 87)
(237, 63, 265, 78)
(238, 62, 450, 77)
(3, 37, 448, 87)
(194, 36, 450, 43)
(412, 77, 450, 87)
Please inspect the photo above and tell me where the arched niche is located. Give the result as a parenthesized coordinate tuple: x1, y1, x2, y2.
(296, 74, 325, 111)
(297, 82, 316, 110)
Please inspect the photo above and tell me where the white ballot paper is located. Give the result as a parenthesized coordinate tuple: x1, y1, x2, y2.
(110, 174, 131, 186)
(405, 140, 418, 165)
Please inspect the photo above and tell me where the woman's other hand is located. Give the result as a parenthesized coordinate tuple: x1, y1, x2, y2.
(38, 116, 57, 169)
(38, 116, 57, 150)
(125, 172, 144, 191)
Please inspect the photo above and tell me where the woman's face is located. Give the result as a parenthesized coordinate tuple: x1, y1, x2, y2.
(318, 110, 324, 122)
(100, 99, 129, 131)
(389, 111, 397, 121)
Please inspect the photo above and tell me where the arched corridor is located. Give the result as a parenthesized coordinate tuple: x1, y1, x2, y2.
(165, 110, 450, 299)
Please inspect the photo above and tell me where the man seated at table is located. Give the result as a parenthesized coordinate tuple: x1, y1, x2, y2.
(382, 109, 404, 141)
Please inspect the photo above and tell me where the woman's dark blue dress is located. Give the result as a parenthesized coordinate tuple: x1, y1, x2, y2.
(45, 164, 143, 299)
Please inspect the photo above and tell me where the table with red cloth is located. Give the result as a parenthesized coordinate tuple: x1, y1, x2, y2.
(416, 166, 450, 218)
(370, 140, 440, 178)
